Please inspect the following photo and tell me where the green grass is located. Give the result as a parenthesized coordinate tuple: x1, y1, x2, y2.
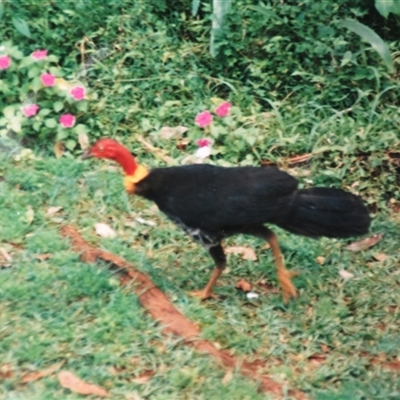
(1, 155, 399, 400)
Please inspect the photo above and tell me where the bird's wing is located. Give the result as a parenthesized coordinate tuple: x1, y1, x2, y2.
(144, 165, 298, 230)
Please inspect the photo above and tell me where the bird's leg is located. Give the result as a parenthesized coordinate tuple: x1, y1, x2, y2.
(189, 244, 226, 300)
(263, 228, 298, 303)
(243, 226, 298, 303)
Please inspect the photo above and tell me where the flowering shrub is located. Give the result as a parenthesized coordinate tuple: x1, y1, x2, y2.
(0, 42, 90, 152)
(189, 100, 275, 166)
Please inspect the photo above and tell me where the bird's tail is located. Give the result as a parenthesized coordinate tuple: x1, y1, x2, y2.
(275, 187, 370, 238)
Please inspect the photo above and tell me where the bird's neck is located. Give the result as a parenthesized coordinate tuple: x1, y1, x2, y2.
(114, 146, 138, 175)
(113, 146, 149, 193)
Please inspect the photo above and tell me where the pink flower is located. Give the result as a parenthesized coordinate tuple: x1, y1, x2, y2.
(22, 104, 39, 117)
(195, 111, 213, 128)
(215, 102, 232, 117)
(40, 73, 56, 87)
(70, 86, 86, 101)
(0, 55, 11, 70)
(59, 114, 76, 128)
(31, 50, 48, 60)
(196, 138, 212, 148)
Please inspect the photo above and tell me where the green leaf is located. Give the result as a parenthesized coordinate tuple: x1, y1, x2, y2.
(76, 100, 88, 112)
(33, 121, 41, 132)
(12, 17, 32, 38)
(337, 19, 395, 73)
(39, 108, 52, 117)
(341, 51, 353, 67)
(53, 102, 64, 112)
(74, 124, 88, 135)
(245, 136, 256, 146)
(0, 3, 4, 20)
(192, 0, 200, 16)
(3, 106, 15, 119)
(375, 0, 400, 18)
(47, 55, 59, 63)
(28, 66, 41, 79)
(56, 128, 69, 141)
(10, 117, 22, 133)
(31, 77, 42, 92)
(45, 119, 57, 129)
(65, 139, 77, 150)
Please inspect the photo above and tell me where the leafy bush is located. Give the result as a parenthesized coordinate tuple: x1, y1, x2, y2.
(0, 0, 399, 204)
(0, 42, 91, 151)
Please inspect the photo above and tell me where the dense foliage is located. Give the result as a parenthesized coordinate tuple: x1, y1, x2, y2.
(0, 0, 399, 199)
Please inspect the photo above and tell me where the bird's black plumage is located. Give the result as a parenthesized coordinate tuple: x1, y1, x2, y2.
(135, 164, 370, 244)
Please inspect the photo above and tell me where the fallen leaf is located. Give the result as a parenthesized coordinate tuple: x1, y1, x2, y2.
(131, 370, 154, 384)
(315, 256, 325, 265)
(385, 360, 400, 371)
(307, 354, 326, 368)
(372, 253, 388, 262)
(0, 248, 12, 262)
(339, 269, 354, 280)
(176, 139, 189, 150)
(34, 253, 53, 261)
(47, 206, 63, 215)
(236, 278, 252, 292)
(345, 233, 383, 252)
(94, 223, 117, 238)
(159, 126, 188, 140)
(54, 141, 65, 158)
(21, 362, 64, 383)
(78, 132, 90, 150)
(320, 344, 330, 353)
(246, 292, 259, 300)
(308, 354, 326, 363)
(0, 364, 13, 379)
(226, 246, 257, 261)
(222, 369, 233, 385)
(135, 217, 156, 227)
(124, 219, 137, 228)
(58, 371, 109, 397)
(288, 153, 312, 165)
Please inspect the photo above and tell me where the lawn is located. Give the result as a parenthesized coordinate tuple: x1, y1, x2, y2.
(1, 1, 400, 399)
(1, 146, 399, 399)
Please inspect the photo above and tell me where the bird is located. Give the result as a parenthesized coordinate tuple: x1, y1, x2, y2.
(83, 138, 371, 302)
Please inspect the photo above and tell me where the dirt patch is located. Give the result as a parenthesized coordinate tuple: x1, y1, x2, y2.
(60, 225, 307, 399)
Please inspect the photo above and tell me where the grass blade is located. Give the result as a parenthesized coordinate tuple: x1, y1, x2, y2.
(337, 19, 394, 73)
(192, 0, 200, 16)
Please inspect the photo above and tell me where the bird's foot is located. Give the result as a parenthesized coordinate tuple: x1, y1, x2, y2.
(188, 289, 218, 301)
(277, 268, 298, 303)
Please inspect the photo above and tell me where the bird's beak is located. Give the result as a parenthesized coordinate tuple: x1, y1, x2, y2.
(81, 149, 93, 159)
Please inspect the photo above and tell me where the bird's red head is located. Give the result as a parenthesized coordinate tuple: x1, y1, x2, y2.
(83, 138, 138, 175)
(83, 138, 149, 193)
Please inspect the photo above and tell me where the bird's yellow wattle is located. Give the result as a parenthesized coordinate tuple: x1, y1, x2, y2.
(124, 165, 149, 193)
